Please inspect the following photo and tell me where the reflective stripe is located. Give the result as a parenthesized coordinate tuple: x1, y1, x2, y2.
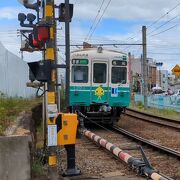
(113, 147, 122, 156)
(105, 142, 113, 151)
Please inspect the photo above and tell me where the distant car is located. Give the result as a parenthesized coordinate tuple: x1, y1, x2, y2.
(152, 89, 166, 95)
(173, 89, 180, 96)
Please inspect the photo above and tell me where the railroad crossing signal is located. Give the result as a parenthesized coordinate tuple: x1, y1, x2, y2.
(58, 3, 74, 22)
(18, 0, 80, 177)
(171, 65, 180, 77)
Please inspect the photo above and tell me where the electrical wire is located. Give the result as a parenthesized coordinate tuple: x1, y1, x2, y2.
(147, 14, 180, 35)
(150, 24, 179, 37)
(87, 0, 112, 41)
(84, 0, 105, 42)
(148, 52, 180, 55)
(147, 1, 180, 28)
(123, 1, 180, 52)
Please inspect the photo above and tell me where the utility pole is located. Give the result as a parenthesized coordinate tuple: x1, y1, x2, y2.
(128, 52, 133, 96)
(142, 26, 148, 109)
(65, 0, 70, 110)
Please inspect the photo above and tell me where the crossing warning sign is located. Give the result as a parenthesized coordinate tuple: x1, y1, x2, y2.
(171, 65, 180, 76)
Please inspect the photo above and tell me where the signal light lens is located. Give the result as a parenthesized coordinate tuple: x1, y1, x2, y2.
(18, 13, 26, 22)
(37, 26, 50, 42)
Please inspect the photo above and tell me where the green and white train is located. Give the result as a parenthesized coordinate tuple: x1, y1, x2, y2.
(69, 47, 130, 125)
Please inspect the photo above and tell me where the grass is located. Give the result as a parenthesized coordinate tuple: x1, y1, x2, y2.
(130, 102, 180, 121)
(36, 125, 44, 149)
(0, 93, 41, 135)
(32, 158, 46, 178)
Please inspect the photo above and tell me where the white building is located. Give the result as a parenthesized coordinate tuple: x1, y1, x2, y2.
(157, 70, 168, 91)
(130, 57, 157, 92)
(0, 42, 35, 97)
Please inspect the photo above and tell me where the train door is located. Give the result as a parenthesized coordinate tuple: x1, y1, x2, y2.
(91, 60, 109, 104)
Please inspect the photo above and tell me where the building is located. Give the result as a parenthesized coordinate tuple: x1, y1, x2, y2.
(130, 56, 157, 93)
(147, 58, 157, 90)
(158, 70, 169, 91)
(0, 42, 35, 97)
(168, 74, 175, 90)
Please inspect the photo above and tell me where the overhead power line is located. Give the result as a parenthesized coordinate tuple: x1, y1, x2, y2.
(148, 14, 180, 35)
(147, 1, 180, 28)
(150, 24, 179, 37)
(84, 0, 105, 41)
(148, 52, 180, 55)
(121, 1, 180, 51)
(57, 42, 143, 47)
(87, 0, 112, 41)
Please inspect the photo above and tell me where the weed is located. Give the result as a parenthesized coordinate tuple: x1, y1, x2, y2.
(130, 103, 180, 120)
(0, 95, 41, 135)
(32, 159, 45, 177)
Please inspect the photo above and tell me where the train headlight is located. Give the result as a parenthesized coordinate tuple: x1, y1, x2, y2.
(112, 61, 116, 65)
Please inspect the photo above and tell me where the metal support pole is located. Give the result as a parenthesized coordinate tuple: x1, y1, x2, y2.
(65, 0, 70, 110)
(63, 144, 80, 176)
(63, 0, 81, 176)
(142, 26, 148, 109)
(128, 52, 133, 96)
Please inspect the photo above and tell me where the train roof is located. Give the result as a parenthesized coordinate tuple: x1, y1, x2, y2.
(71, 47, 127, 55)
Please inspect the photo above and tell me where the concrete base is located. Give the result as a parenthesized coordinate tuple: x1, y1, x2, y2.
(62, 167, 81, 177)
(0, 135, 32, 180)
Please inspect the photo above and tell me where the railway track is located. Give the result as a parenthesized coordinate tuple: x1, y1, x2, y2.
(77, 112, 180, 179)
(83, 126, 180, 180)
(124, 108, 180, 130)
(112, 125, 180, 159)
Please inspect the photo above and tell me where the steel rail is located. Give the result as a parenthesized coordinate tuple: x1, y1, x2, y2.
(112, 125, 180, 159)
(124, 108, 180, 130)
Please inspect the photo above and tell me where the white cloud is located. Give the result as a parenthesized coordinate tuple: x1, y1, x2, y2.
(71, 0, 180, 21)
(0, 7, 21, 20)
(1, 0, 180, 71)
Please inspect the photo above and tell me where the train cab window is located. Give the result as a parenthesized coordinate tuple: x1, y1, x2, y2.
(72, 66, 88, 83)
(93, 63, 107, 83)
(111, 67, 127, 84)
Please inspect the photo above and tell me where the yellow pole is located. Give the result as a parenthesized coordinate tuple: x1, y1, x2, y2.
(45, 0, 57, 167)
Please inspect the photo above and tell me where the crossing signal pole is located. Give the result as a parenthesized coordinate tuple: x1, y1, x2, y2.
(44, 0, 58, 169)
(18, 0, 80, 177)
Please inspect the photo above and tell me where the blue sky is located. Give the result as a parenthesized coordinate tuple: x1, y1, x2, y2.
(1, 0, 17, 6)
(0, 0, 180, 72)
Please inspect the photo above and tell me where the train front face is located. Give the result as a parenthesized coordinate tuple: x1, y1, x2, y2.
(70, 48, 130, 124)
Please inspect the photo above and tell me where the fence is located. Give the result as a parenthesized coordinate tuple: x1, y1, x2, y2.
(134, 94, 180, 112)
(0, 42, 35, 98)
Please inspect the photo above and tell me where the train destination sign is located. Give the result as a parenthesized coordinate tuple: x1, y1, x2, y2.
(171, 64, 180, 76)
(112, 60, 127, 66)
(72, 59, 88, 65)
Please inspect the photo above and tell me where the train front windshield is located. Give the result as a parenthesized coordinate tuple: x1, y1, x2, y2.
(93, 63, 107, 83)
(111, 67, 127, 84)
(72, 66, 88, 83)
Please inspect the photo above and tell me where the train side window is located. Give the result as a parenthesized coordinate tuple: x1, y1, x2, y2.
(93, 63, 107, 83)
(72, 66, 88, 83)
(111, 67, 127, 84)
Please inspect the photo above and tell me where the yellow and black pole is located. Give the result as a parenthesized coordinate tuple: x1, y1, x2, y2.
(18, 0, 80, 177)
(44, 0, 80, 177)
(44, 0, 58, 171)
